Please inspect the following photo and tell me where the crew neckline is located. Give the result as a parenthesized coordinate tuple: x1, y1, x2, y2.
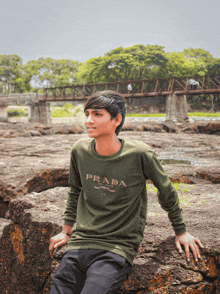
(91, 138, 124, 160)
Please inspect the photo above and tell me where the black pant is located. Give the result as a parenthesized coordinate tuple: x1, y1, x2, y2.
(50, 249, 132, 294)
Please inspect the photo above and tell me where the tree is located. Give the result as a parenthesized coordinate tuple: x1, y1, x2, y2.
(183, 47, 213, 60)
(23, 57, 81, 90)
(0, 54, 23, 93)
(1, 46, 218, 94)
(166, 51, 209, 77)
(183, 48, 215, 76)
(120, 44, 168, 79)
(207, 58, 220, 76)
(75, 44, 168, 84)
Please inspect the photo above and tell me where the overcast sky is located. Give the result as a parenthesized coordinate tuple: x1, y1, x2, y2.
(1, 0, 220, 64)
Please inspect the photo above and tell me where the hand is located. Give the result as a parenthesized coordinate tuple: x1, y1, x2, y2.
(175, 232, 204, 262)
(49, 232, 70, 258)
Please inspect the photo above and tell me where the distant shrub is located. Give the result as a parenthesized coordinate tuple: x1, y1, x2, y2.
(8, 109, 28, 117)
(51, 103, 83, 118)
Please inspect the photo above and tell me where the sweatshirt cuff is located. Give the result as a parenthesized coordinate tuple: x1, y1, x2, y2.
(64, 219, 75, 227)
(174, 226, 186, 236)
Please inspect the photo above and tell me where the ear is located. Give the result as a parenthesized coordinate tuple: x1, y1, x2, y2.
(113, 114, 122, 128)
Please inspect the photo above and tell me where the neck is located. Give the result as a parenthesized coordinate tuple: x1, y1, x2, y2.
(95, 134, 121, 156)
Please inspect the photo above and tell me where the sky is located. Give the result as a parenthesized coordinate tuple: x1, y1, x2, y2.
(1, 0, 220, 64)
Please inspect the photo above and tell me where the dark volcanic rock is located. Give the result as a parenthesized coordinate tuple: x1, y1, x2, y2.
(0, 168, 69, 218)
(0, 184, 219, 294)
(0, 120, 220, 293)
(122, 120, 220, 135)
(0, 187, 65, 294)
(0, 121, 83, 138)
(2, 120, 220, 137)
(197, 122, 220, 134)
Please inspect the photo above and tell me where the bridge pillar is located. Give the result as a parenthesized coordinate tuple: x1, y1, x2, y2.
(28, 101, 52, 124)
(166, 94, 189, 122)
(0, 105, 8, 122)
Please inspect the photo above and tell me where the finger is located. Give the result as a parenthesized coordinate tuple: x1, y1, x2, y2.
(49, 239, 57, 251)
(49, 240, 55, 251)
(175, 239, 183, 253)
(49, 243, 54, 257)
(195, 238, 204, 249)
(191, 243, 200, 261)
(184, 244, 190, 262)
(49, 234, 65, 251)
(49, 242, 55, 257)
(193, 243, 201, 261)
(54, 239, 67, 249)
(49, 248, 54, 258)
(49, 239, 64, 258)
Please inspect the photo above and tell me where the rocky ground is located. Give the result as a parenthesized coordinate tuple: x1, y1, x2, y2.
(0, 117, 220, 293)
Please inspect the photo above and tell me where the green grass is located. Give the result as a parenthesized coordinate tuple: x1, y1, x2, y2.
(7, 109, 28, 117)
(8, 103, 220, 119)
(146, 182, 192, 193)
(127, 113, 166, 117)
(172, 183, 193, 192)
(127, 112, 220, 117)
(51, 108, 73, 117)
(51, 103, 82, 118)
(146, 183, 194, 206)
(188, 112, 220, 117)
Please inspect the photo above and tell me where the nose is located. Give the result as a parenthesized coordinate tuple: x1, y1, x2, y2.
(85, 114, 94, 124)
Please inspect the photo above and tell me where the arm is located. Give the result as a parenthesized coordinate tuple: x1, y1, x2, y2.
(49, 224, 73, 257)
(49, 149, 82, 257)
(144, 152, 186, 234)
(144, 152, 204, 261)
(49, 184, 80, 257)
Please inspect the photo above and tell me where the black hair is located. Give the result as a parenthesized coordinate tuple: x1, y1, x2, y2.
(84, 90, 126, 135)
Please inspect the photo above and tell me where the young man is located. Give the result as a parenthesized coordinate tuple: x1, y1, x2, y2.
(49, 90, 203, 294)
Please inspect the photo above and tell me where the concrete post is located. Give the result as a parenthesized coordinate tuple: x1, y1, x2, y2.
(28, 101, 52, 124)
(166, 94, 189, 122)
(166, 94, 177, 122)
(176, 95, 189, 121)
(0, 105, 8, 122)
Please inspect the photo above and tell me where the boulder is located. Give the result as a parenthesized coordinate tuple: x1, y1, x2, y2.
(0, 168, 69, 218)
(0, 187, 65, 294)
(122, 120, 220, 135)
(0, 183, 219, 294)
(0, 128, 220, 293)
(0, 121, 83, 138)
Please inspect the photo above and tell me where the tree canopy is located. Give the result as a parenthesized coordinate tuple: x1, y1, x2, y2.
(0, 54, 23, 93)
(75, 44, 168, 83)
(0, 46, 218, 93)
(23, 57, 80, 90)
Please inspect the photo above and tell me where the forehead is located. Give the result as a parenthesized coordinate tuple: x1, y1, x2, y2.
(85, 108, 109, 113)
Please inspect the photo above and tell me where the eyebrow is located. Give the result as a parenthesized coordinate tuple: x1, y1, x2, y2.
(85, 109, 104, 113)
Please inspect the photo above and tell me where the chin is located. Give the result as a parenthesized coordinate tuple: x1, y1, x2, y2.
(87, 132, 96, 138)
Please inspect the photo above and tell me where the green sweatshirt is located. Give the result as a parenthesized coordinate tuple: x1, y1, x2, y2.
(64, 138, 186, 265)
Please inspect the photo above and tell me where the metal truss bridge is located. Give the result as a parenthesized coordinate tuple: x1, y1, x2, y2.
(39, 75, 220, 102)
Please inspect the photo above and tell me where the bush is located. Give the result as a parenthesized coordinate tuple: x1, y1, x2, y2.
(51, 103, 82, 118)
(8, 109, 28, 117)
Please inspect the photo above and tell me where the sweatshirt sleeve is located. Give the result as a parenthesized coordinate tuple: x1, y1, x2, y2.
(63, 148, 82, 226)
(142, 150, 186, 235)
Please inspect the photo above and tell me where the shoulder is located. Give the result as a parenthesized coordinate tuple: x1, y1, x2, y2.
(122, 139, 155, 159)
(123, 138, 152, 151)
(71, 137, 93, 154)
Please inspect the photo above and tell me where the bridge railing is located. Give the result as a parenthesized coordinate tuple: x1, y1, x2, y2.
(40, 75, 220, 101)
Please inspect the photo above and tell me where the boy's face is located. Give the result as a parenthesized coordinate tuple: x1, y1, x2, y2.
(85, 108, 119, 139)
